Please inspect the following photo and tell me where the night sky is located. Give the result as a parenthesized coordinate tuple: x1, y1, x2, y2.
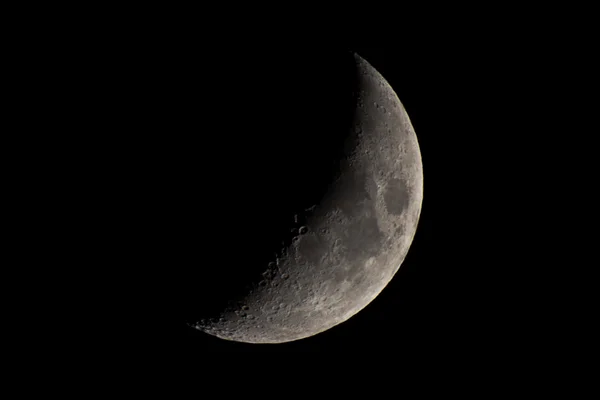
(81, 31, 518, 356)
(24, 7, 582, 366)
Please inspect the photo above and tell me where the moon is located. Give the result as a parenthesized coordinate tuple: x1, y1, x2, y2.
(192, 52, 423, 343)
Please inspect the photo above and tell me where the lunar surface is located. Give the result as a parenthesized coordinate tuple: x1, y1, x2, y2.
(192, 52, 423, 343)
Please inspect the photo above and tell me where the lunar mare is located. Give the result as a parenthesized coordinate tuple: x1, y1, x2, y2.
(196, 53, 423, 343)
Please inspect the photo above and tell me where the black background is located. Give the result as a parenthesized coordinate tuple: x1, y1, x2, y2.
(41, 22, 541, 357)
(15, 6, 594, 372)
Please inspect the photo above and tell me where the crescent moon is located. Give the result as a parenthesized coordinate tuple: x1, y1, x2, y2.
(195, 53, 423, 343)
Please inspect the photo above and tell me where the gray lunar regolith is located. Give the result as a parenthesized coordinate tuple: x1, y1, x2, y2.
(196, 53, 424, 343)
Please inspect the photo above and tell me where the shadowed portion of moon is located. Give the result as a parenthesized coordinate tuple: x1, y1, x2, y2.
(156, 49, 364, 326)
(148, 49, 423, 343)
